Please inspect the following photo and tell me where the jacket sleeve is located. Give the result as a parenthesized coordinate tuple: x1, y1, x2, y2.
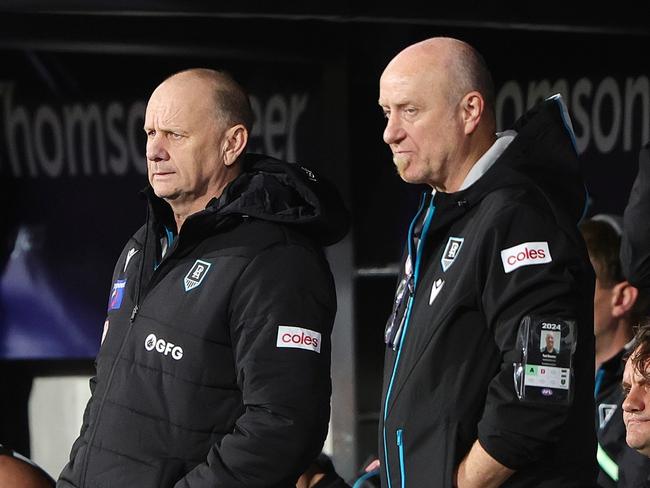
(475, 201, 594, 470)
(63, 375, 96, 466)
(175, 243, 335, 487)
(621, 142, 650, 289)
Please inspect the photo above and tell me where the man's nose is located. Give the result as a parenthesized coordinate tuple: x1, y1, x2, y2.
(383, 114, 405, 145)
(623, 384, 645, 413)
(146, 134, 170, 162)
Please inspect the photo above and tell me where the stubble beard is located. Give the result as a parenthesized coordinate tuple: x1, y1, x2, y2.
(625, 415, 650, 452)
(393, 154, 409, 180)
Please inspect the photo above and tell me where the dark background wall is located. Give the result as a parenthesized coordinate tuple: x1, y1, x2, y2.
(1, 3, 648, 480)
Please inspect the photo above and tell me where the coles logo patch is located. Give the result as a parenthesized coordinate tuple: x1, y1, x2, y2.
(500, 241, 552, 273)
(276, 326, 321, 353)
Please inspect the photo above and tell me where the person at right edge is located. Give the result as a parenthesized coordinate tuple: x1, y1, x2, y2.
(377, 37, 597, 487)
(621, 142, 650, 294)
(580, 215, 650, 487)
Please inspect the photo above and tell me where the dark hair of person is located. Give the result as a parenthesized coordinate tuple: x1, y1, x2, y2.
(630, 318, 650, 380)
(580, 218, 650, 325)
(580, 219, 624, 286)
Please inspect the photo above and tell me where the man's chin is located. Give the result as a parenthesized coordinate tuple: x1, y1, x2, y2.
(634, 441, 650, 457)
(394, 162, 423, 185)
(151, 186, 179, 202)
(627, 429, 650, 455)
(393, 157, 412, 182)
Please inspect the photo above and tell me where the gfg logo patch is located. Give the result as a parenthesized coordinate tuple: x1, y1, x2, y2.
(144, 333, 184, 360)
(184, 259, 211, 291)
(276, 326, 321, 353)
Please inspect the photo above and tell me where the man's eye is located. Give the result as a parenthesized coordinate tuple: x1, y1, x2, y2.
(170, 133, 183, 140)
(404, 107, 417, 115)
(146, 130, 156, 137)
(622, 386, 631, 397)
(382, 111, 390, 120)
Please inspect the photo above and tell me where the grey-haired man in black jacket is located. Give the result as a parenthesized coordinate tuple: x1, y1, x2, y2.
(378, 37, 597, 487)
(57, 69, 349, 488)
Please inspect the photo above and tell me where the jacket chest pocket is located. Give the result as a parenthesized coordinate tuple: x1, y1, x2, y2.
(390, 420, 460, 488)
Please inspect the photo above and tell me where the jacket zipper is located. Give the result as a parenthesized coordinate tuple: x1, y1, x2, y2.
(79, 306, 139, 487)
(382, 195, 436, 488)
(397, 429, 406, 488)
(78, 209, 232, 486)
(79, 218, 155, 487)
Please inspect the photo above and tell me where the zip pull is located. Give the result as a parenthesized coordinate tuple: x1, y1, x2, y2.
(396, 429, 406, 488)
(130, 304, 139, 323)
(407, 274, 415, 295)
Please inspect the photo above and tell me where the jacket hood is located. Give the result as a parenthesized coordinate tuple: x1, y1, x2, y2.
(216, 154, 350, 246)
(146, 154, 350, 247)
(452, 95, 587, 225)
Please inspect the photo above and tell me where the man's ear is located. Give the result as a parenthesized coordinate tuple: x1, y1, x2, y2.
(223, 124, 248, 167)
(460, 91, 484, 136)
(612, 281, 639, 318)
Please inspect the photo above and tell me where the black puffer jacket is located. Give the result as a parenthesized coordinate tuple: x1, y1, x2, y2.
(57, 155, 349, 488)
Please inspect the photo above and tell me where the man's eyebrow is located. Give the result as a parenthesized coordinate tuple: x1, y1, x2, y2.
(148, 125, 189, 135)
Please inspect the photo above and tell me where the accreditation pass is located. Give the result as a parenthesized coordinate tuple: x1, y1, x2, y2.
(524, 365, 570, 390)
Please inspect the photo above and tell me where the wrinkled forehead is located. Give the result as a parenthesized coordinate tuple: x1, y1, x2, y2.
(146, 81, 216, 127)
(379, 54, 447, 104)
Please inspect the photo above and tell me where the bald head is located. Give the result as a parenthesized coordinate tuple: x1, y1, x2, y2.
(378, 37, 497, 191)
(145, 68, 251, 229)
(0, 455, 54, 488)
(160, 68, 254, 133)
(384, 37, 495, 119)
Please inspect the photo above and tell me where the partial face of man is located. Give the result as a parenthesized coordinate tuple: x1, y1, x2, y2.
(378, 53, 465, 189)
(144, 75, 227, 210)
(592, 259, 617, 338)
(622, 353, 650, 457)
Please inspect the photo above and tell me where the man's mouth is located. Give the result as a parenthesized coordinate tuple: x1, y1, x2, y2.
(626, 417, 650, 427)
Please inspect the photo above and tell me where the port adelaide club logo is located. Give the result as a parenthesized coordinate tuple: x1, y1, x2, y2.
(184, 259, 212, 292)
(441, 237, 464, 272)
